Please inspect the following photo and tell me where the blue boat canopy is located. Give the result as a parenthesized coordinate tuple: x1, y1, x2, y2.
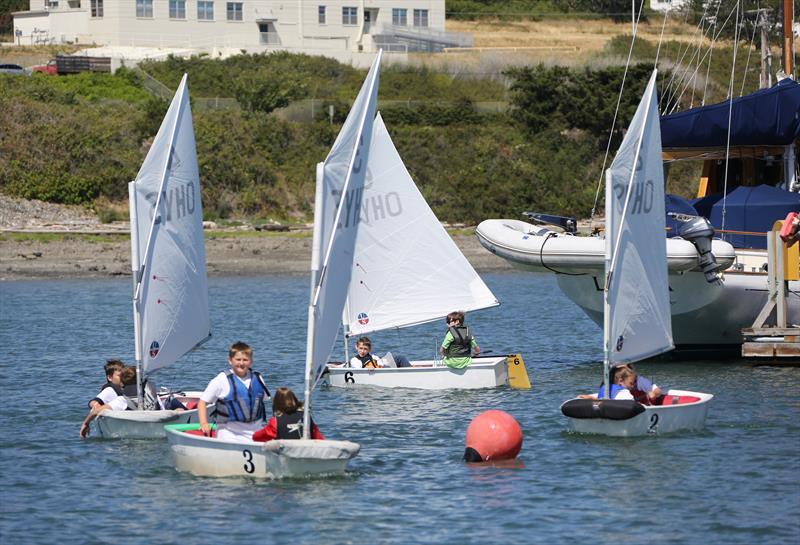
(691, 185, 800, 249)
(661, 79, 800, 149)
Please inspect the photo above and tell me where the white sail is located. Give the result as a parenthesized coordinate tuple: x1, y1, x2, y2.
(605, 69, 673, 366)
(344, 114, 499, 337)
(129, 74, 211, 377)
(305, 51, 382, 386)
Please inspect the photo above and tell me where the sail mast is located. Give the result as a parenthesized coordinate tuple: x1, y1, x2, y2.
(783, 0, 795, 78)
(128, 181, 144, 407)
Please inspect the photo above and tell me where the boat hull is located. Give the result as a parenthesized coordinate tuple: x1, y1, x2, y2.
(475, 219, 735, 273)
(324, 356, 510, 389)
(165, 425, 359, 478)
(557, 271, 800, 348)
(94, 392, 207, 439)
(563, 390, 713, 436)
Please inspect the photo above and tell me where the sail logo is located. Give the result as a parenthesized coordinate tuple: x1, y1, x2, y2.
(144, 180, 198, 226)
(149, 340, 160, 358)
(615, 335, 624, 351)
(613, 178, 654, 215)
(357, 312, 369, 325)
(360, 192, 403, 225)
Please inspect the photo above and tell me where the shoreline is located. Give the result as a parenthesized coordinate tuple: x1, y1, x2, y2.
(0, 230, 515, 281)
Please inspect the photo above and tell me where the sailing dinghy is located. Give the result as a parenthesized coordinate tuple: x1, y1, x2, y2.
(324, 114, 530, 390)
(560, 70, 712, 436)
(95, 74, 211, 439)
(165, 52, 383, 477)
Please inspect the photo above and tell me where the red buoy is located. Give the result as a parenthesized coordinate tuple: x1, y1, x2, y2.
(464, 410, 523, 462)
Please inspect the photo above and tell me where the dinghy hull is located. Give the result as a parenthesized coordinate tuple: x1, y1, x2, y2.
(324, 356, 512, 389)
(94, 393, 209, 439)
(562, 390, 713, 437)
(165, 425, 359, 478)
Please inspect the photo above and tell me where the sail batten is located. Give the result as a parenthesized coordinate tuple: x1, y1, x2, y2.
(344, 115, 499, 337)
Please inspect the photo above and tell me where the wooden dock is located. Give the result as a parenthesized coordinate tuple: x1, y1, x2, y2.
(742, 327, 800, 360)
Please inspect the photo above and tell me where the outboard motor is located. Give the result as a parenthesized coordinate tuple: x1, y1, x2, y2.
(670, 213, 722, 284)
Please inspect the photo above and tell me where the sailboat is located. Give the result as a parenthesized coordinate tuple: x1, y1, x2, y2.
(324, 114, 530, 390)
(164, 53, 382, 478)
(560, 70, 712, 436)
(94, 74, 212, 439)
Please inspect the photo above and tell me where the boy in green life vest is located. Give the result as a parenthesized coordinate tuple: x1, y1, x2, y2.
(439, 311, 481, 368)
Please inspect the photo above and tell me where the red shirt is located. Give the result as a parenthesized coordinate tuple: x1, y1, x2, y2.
(252, 416, 325, 442)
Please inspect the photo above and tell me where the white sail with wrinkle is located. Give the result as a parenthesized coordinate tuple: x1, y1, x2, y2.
(605, 69, 673, 367)
(344, 113, 499, 337)
(129, 74, 210, 377)
(306, 51, 382, 385)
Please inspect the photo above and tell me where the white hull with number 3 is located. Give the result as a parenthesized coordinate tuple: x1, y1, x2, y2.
(165, 425, 360, 478)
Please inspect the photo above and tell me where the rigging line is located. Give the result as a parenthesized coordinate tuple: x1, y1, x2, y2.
(702, 0, 726, 105)
(655, 6, 670, 70)
(721, 0, 742, 240)
(588, 0, 646, 228)
(738, 1, 760, 97)
(662, 6, 719, 114)
(666, 6, 740, 114)
(660, 5, 710, 110)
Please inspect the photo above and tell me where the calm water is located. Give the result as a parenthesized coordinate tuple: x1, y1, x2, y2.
(1, 273, 797, 545)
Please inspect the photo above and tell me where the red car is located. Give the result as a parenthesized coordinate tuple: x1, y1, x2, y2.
(32, 59, 57, 75)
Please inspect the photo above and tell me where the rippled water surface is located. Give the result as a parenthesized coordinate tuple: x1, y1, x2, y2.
(1, 273, 798, 545)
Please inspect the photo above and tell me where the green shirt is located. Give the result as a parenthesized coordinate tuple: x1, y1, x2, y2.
(441, 330, 478, 369)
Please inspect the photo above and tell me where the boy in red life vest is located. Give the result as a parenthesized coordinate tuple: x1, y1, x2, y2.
(252, 387, 324, 442)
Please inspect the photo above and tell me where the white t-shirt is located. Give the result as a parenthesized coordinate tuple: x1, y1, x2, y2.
(94, 387, 131, 411)
(349, 353, 389, 368)
(613, 388, 634, 400)
(201, 371, 263, 442)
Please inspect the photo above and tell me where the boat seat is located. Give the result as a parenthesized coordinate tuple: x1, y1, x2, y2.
(660, 395, 701, 405)
(182, 429, 217, 438)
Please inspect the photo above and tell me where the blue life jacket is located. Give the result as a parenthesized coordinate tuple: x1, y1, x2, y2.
(597, 384, 627, 399)
(216, 370, 270, 423)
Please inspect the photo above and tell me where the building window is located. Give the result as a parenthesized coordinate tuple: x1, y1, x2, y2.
(169, 0, 186, 19)
(413, 9, 428, 27)
(392, 8, 407, 26)
(342, 6, 357, 25)
(91, 0, 103, 17)
(227, 2, 243, 21)
(198, 0, 214, 20)
(318, 5, 325, 24)
(136, 0, 153, 18)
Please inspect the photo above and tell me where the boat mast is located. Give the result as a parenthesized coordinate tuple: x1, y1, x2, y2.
(603, 169, 613, 399)
(303, 162, 325, 439)
(128, 182, 144, 409)
(782, 0, 795, 79)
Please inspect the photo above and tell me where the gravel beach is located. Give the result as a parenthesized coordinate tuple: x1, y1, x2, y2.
(0, 194, 514, 281)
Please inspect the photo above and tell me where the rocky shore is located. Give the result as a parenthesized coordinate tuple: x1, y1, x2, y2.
(0, 194, 514, 281)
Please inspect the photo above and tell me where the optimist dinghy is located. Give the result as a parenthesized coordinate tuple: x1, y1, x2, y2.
(94, 74, 212, 439)
(560, 70, 712, 436)
(324, 115, 530, 390)
(166, 52, 383, 477)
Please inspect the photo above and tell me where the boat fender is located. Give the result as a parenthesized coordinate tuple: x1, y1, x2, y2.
(779, 212, 800, 247)
(561, 399, 645, 420)
(463, 410, 523, 462)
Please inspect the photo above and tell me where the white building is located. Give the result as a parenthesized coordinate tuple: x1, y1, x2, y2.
(12, 1, 469, 65)
(650, 0, 690, 13)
